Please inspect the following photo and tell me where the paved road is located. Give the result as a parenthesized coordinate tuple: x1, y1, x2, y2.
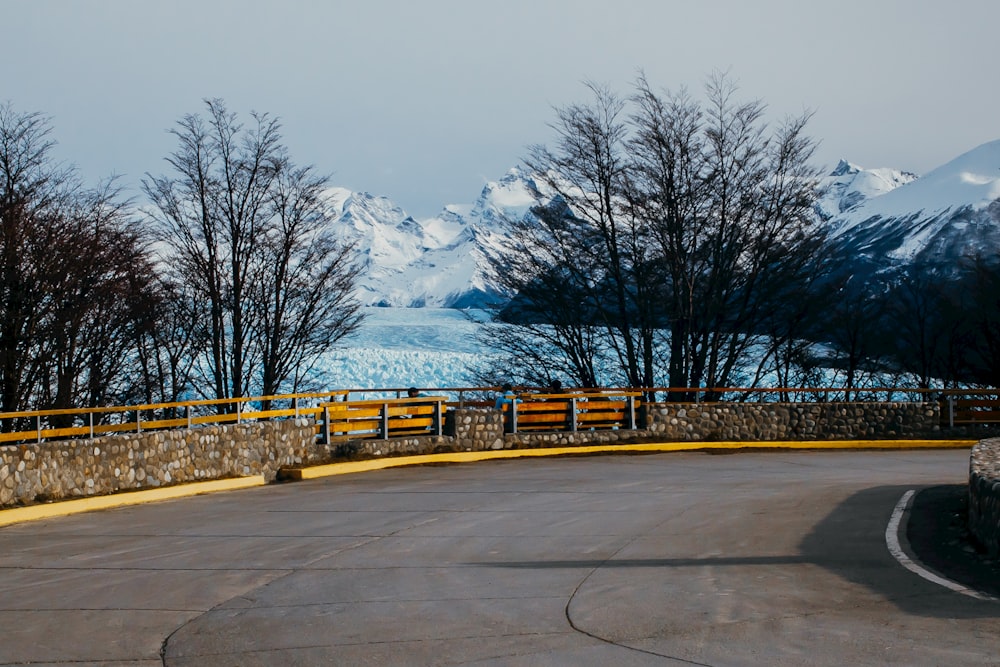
(0, 449, 997, 666)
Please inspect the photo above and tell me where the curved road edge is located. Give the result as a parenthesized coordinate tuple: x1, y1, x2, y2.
(887, 489, 998, 601)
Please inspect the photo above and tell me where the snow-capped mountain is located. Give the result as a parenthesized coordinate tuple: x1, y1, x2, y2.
(327, 168, 546, 308)
(814, 160, 918, 222)
(323, 188, 458, 306)
(825, 140, 1000, 272)
(329, 141, 1000, 308)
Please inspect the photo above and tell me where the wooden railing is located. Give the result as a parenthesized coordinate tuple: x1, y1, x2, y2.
(939, 391, 1000, 427)
(318, 396, 447, 443)
(500, 391, 642, 434)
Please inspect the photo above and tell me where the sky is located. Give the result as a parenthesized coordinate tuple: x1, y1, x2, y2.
(4, 0, 999, 219)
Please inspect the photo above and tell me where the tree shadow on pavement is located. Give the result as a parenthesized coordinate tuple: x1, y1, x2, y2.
(906, 484, 1000, 597)
(799, 484, 1000, 619)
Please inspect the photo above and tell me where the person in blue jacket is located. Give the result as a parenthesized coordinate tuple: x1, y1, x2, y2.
(494, 383, 519, 409)
(494, 383, 520, 433)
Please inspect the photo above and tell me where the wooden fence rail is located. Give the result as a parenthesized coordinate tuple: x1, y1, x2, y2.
(500, 392, 641, 434)
(318, 396, 447, 443)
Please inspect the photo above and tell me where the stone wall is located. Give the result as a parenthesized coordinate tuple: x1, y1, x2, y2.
(450, 408, 506, 451)
(0, 401, 949, 508)
(331, 408, 506, 459)
(0, 419, 317, 507)
(331, 402, 942, 460)
(968, 438, 1000, 557)
(645, 401, 940, 440)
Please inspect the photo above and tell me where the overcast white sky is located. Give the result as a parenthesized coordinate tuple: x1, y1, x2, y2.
(4, 0, 999, 218)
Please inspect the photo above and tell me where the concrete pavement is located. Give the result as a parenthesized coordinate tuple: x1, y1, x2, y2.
(0, 448, 997, 666)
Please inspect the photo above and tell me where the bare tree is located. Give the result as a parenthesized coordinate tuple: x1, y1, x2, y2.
(144, 99, 282, 401)
(485, 74, 826, 397)
(257, 161, 363, 403)
(962, 255, 1000, 387)
(145, 99, 363, 404)
(0, 103, 161, 424)
(0, 105, 70, 419)
(678, 73, 823, 391)
(628, 78, 707, 396)
(474, 252, 608, 388)
(517, 83, 663, 390)
(750, 238, 837, 398)
(880, 268, 954, 389)
(820, 277, 890, 399)
(128, 275, 204, 408)
(43, 184, 151, 414)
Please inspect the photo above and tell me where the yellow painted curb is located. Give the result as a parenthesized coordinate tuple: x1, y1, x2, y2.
(0, 476, 266, 528)
(1, 439, 977, 523)
(288, 439, 978, 480)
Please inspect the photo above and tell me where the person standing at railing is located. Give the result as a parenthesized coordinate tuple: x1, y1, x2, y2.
(404, 387, 436, 431)
(494, 383, 519, 409)
(494, 383, 520, 433)
(544, 379, 574, 428)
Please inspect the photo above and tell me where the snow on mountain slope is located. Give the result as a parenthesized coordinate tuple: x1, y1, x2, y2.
(836, 140, 1000, 226)
(327, 168, 545, 308)
(814, 160, 917, 222)
(326, 142, 1000, 308)
(827, 140, 1000, 265)
(324, 188, 438, 306)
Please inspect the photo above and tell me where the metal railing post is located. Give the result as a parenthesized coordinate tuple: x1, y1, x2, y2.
(186, 405, 192, 429)
(511, 401, 518, 434)
(236, 401, 242, 424)
(381, 403, 390, 439)
(570, 397, 578, 432)
(948, 395, 955, 429)
(89, 413, 94, 439)
(293, 397, 300, 418)
(322, 405, 331, 444)
(627, 396, 636, 430)
(36, 415, 42, 443)
(434, 401, 443, 436)
(136, 410, 142, 434)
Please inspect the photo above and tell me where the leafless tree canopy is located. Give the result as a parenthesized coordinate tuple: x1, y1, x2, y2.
(481, 73, 829, 394)
(144, 99, 363, 402)
(0, 103, 156, 425)
(0, 99, 363, 420)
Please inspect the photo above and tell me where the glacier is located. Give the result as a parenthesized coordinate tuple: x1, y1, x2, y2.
(316, 307, 489, 394)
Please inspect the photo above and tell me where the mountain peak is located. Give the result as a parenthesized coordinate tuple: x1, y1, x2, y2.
(837, 139, 1000, 227)
(831, 159, 859, 177)
(328, 140, 1000, 307)
(815, 160, 916, 221)
(828, 139, 1000, 267)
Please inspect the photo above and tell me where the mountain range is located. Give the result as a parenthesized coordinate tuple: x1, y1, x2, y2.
(324, 169, 543, 308)
(326, 140, 1000, 308)
(822, 140, 1000, 275)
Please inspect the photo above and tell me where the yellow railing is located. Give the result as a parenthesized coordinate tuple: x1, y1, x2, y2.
(1, 386, 996, 445)
(0, 391, 349, 445)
